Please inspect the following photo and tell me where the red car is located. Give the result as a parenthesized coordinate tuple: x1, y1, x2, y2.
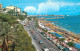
(23, 24, 26, 26)
(31, 31, 33, 33)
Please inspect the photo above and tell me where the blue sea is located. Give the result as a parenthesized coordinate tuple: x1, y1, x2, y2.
(38, 16, 80, 35)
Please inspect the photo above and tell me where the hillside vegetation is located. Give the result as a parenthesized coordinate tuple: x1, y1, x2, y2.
(0, 13, 36, 51)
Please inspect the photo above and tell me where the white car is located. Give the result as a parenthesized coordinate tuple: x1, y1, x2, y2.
(43, 48, 49, 51)
(42, 46, 49, 51)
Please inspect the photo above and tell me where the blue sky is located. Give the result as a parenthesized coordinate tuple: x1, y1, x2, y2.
(0, 0, 80, 15)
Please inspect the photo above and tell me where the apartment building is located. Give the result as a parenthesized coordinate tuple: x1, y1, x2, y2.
(6, 6, 21, 14)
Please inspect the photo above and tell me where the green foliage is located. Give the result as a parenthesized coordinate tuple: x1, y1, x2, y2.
(22, 11, 27, 16)
(0, 22, 11, 36)
(7, 9, 20, 16)
(56, 36, 59, 39)
(48, 32, 51, 34)
(17, 14, 26, 20)
(7, 10, 27, 20)
(0, 13, 36, 51)
(7, 10, 15, 15)
(67, 42, 75, 47)
(59, 38, 65, 42)
(0, 13, 18, 25)
(27, 17, 32, 20)
(52, 34, 55, 36)
(35, 19, 48, 32)
(78, 49, 80, 51)
(14, 24, 36, 51)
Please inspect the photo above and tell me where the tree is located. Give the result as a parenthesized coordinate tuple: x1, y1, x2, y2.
(78, 49, 80, 51)
(59, 38, 65, 44)
(3, 8, 6, 11)
(14, 24, 36, 51)
(7, 10, 14, 15)
(56, 37, 59, 39)
(56, 37, 59, 42)
(0, 22, 16, 51)
(0, 13, 36, 51)
(0, 22, 11, 51)
(7, 9, 20, 16)
(48, 32, 51, 34)
(67, 42, 75, 47)
(52, 34, 55, 36)
(17, 14, 25, 20)
(22, 11, 27, 16)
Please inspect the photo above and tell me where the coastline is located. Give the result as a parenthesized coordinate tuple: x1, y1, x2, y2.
(38, 19, 80, 43)
(52, 22, 79, 35)
(40, 15, 80, 35)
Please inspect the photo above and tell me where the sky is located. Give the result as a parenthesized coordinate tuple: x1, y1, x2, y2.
(0, 0, 80, 15)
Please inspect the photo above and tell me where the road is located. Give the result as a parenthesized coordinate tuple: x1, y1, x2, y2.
(24, 20, 60, 51)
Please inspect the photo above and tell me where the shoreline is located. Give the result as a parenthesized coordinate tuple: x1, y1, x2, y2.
(52, 22, 78, 35)
(52, 22, 79, 35)
(39, 19, 80, 43)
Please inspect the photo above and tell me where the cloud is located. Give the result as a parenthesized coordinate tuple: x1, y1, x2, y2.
(24, 6, 37, 14)
(76, 3, 80, 5)
(37, 1, 60, 14)
(24, 0, 80, 15)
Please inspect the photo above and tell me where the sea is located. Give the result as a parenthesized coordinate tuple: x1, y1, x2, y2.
(38, 16, 80, 35)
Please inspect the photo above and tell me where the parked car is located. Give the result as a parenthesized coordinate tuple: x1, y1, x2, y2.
(31, 31, 33, 33)
(39, 40, 43, 44)
(42, 46, 49, 51)
(27, 29, 30, 31)
(58, 46, 64, 50)
(62, 47, 69, 51)
(33, 36, 37, 40)
(23, 24, 26, 26)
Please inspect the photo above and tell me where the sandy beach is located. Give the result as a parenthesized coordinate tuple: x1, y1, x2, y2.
(38, 19, 80, 43)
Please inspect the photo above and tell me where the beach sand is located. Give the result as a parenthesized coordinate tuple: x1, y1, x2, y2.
(39, 19, 80, 43)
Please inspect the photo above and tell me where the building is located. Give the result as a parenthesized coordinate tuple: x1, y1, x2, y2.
(0, 4, 4, 13)
(6, 6, 21, 14)
(0, 4, 2, 9)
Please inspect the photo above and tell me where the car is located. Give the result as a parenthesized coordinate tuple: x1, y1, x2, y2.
(39, 40, 43, 44)
(58, 46, 64, 50)
(27, 29, 30, 31)
(33, 36, 37, 40)
(42, 46, 49, 51)
(23, 24, 26, 26)
(31, 31, 33, 33)
(27, 25, 29, 27)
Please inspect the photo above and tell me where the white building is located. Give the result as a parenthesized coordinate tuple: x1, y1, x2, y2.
(5, 6, 21, 14)
(0, 4, 2, 9)
(0, 4, 4, 13)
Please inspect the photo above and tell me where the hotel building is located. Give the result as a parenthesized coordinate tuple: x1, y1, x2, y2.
(0, 4, 2, 9)
(5, 6, 21, 14)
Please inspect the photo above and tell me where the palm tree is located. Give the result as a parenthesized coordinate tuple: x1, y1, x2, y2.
(22, 11, 27, 16)
(67, 42, 75, 47)
(56, 37, 59, 39)
(78, 49, 80, 51)
(0, 22, 9, 51)
(56, 37, 59, 42)
(48, 32, 51, 34)
(52, 34, 55, 36)
(59, 38, 65, 44)
(0, 22, 16, 51)
(7, 10, 13, 15)
(3, 8, 6, 11)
